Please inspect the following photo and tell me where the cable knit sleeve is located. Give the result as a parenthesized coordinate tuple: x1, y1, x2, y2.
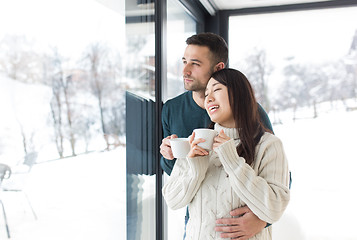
(215, 134, 290, 223)
(162, 155, 210, 210)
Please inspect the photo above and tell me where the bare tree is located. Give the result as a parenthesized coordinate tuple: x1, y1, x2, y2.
(82, 42, 123, 150)
(242, 48, 273, 112)
(282, 64, 316, 117)
(17, 121, 39, 166)
(0, 35, 40, 83)
(50, 70, 64, 158)
(42, 48, 80, 157)
(345, 29, 357, 101)
(49, 76, 64, 158)
(279, 62, 339, 119)
(60, 73, 76, 156)
(86, 43, 108, 148)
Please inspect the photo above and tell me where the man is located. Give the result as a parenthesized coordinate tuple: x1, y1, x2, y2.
(160, 32, 273, 239)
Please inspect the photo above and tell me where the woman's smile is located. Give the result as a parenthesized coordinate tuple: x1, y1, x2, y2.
(207, 104, 219, 114)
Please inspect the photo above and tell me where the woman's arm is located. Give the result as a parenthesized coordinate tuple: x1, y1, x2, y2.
(215, 134, 290, 223)
(162, 155, 209, 210)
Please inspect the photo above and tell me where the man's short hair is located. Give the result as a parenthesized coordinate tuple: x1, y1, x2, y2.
(186, 32, 228, 66)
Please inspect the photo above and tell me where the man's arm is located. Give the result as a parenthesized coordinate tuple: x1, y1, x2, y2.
(215, 206, 266, 240)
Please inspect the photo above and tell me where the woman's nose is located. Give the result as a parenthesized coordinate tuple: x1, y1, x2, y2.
(206, 93, 213, 102)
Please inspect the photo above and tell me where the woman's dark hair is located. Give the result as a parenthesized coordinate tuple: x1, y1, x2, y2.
(210, 68, 271, 165)
(186, 32, 228, 67)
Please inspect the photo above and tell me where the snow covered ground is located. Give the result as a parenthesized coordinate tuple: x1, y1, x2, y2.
(1, 106, 355, 240)
(1, 76, 357, 240)
(0, 149, 126, 240)
(273, 106, 357, 240)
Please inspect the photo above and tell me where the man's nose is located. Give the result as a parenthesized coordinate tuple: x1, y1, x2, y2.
(183, 64, 191, 76)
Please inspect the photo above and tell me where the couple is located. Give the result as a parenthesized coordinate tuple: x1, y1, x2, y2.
(160, 33, 290, 239)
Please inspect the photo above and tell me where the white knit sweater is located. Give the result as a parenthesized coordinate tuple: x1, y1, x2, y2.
(162, 124, 290, 240)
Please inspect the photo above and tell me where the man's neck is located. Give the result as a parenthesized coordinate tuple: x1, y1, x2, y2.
(192, 90, 205, 109)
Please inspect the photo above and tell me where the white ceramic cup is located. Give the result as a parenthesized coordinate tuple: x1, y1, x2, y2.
(169, 138, 190, 158)
(193, 128, 218, 150)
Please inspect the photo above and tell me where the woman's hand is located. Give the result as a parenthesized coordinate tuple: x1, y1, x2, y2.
(187, 132, 209, 158)
(213, 129, 231, 150)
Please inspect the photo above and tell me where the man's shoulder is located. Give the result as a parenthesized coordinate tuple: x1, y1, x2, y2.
(164, 91, 191, 107)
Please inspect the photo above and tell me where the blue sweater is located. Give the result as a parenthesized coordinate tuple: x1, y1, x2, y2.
(160, 91, 273, 175)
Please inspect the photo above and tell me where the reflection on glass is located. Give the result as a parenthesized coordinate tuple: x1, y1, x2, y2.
(165, 0, 196, 102)
(164, 1, 197, 239)
(125, 0, 156, 239)
(0, 0, 125, 239)
(230, 7, 357, 240)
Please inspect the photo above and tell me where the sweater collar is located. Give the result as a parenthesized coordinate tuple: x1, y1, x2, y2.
(214, 123, 239, 140)
(210, 123, 239, 167)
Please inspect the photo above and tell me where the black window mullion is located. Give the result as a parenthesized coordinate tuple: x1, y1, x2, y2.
(155, 0, 166, 239)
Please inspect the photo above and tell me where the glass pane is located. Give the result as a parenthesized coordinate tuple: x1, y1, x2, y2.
(164, 0, 197, 239)
(0, 0, 125, 239)
(229, 7, 357, 240)
(125, 0, 156, 240)
(165, 0, 196, 102)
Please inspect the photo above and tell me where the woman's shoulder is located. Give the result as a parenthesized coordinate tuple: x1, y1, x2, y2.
(259, 132, 283, 147)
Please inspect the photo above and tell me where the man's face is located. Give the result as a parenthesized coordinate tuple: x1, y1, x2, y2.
(182, 45, 215, 92)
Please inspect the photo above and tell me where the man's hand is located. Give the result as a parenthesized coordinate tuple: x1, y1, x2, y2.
(215, 206, 266, 239)
(160, 134, 178, 160)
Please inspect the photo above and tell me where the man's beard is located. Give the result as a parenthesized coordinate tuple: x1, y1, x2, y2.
(183, 77, 206, 92)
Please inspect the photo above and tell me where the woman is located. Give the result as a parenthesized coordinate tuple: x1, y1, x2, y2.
(162, 68, 290, 240)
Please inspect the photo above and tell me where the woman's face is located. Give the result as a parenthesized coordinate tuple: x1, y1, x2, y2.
(204, 78, 235, 128)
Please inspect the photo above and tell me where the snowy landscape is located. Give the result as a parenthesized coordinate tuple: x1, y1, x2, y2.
(1, 2, 357, 239)
(1, 75, 357, 239)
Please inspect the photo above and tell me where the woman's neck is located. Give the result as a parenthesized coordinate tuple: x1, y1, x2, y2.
(214, 123, 239, 139)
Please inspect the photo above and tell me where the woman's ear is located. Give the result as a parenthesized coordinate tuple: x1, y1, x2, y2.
(214, 62, 225, 72)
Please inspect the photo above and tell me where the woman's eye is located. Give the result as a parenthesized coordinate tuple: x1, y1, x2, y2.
(214, 88, 221, 92)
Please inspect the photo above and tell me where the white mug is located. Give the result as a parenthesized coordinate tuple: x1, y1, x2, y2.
(193, 128, 218, 150)
(170, 138, 190, 158)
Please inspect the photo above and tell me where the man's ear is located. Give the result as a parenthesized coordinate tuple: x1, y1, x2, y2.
(214, 62, 225, 72)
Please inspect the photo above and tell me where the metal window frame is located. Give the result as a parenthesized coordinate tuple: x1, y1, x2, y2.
(154, 1, 207, 239)
(155, 1, 357, 239)
(205, 0, 357, 48)
(154, 0, 165, 239)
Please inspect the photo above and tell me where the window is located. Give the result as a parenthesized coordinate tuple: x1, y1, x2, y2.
(229, 7, 357, 240)
(165, 0, 196, 102)
(125, 0, 156, 239)
(164, 0, 197, 239)
(0, 0, 125, 239)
